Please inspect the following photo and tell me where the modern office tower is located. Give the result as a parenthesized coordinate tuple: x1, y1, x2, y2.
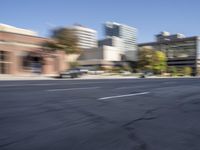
(138, 32, 200, 76)
(98, 36, 124, 53)
(104, 22, 137, 61)
(70, 25, 97, 49)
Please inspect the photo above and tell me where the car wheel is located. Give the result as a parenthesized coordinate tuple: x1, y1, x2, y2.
(70, 74, 74, 78)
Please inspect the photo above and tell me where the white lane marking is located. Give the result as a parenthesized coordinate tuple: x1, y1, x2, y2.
(0, 81, 118, 87)
(0, 83, 57, 87)
(163, 81, 177, 84)
(116, 84, 150, 90)
(0, 82, 104, 87)
(46, 87, 100, 92)
(98, 92, 150, 100)
(31, 83, 58, 86)
(116, 86, 135, 90)
(0, 84, 21, 87)
(0, 80, 139, 88)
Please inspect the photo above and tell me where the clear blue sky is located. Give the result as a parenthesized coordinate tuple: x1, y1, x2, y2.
(1, 0, 200, 42)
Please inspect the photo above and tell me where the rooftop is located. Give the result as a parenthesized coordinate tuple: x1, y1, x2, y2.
(0, 23, 37, 36)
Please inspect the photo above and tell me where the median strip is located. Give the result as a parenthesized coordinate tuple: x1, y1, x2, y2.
(98, 92, 150, 100)
(46, 87, 100, 92)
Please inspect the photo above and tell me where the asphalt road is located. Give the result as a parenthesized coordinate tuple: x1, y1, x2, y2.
(1, 78, 200, 150)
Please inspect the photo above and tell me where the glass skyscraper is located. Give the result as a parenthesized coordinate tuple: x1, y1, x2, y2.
(104, 22, 137, 61)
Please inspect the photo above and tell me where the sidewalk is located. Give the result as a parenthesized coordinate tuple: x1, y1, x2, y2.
(0, 74, 140, 81)
(79, 74, 139, 79)
(0, 74, 196, 81)
(0, 74, 55, 80)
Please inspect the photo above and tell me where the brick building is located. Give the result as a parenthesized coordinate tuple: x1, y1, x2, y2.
(0, 24, 66, 75)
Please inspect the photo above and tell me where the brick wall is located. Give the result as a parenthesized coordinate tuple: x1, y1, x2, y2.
(0, 31, 67, 75)
(0, 31, 48, 45)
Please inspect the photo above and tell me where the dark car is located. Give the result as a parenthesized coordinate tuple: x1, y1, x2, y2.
(59, 68, 83, 78)
(140, 74, 146, 78)
(139, 72, 153, 78)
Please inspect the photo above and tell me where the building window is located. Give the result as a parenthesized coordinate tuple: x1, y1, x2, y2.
(0, 51, 6, 61)
(0, 51, 9, 74)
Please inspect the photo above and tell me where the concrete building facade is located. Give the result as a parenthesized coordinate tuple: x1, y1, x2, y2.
(78, 22, 138, 69)
(139, 32, 200, 75)
(78, 45, 121, 68)
(98, 36, 124, 54)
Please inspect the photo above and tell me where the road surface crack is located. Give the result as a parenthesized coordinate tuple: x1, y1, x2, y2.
(121, 108, 160, 150)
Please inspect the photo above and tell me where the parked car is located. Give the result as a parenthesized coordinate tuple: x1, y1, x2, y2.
(139, 72, 154, 78)
(79, 68, 89, 74)
(139, 73, 146, 78)
(59, 68, 83, 78)
(88, 70, 105, 75)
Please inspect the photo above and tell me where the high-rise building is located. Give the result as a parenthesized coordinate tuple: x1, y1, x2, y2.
(70, 25, 97, 49)
(104, 22, 137, 61)
(98, 36, 124, 53)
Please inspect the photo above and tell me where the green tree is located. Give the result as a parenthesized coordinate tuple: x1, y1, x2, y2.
(138, 46, 167, 74)
(152, 51, 167, 74)
(137, 46, 154, 72)
(43, 28, 80, 54)
(183, 67, 192, 76)
(112, 67, 122, 73)
(123, 65, 133, 72)
(69, 61, 79, 69)
(168, 66, 177, 76)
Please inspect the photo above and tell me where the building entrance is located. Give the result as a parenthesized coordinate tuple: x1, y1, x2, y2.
(22, 52, 43, 74)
